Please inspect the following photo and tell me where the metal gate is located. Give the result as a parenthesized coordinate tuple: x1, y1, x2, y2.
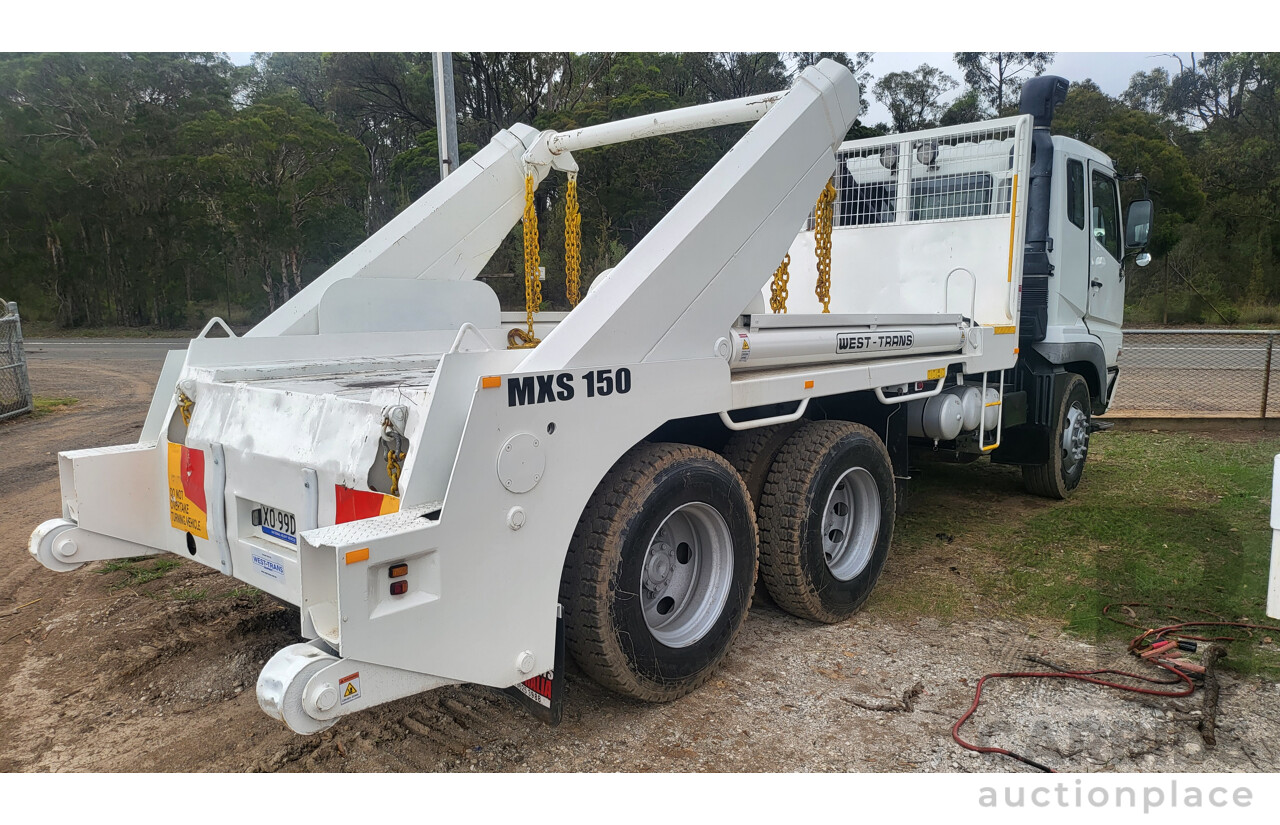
(1, 301, 34, 421)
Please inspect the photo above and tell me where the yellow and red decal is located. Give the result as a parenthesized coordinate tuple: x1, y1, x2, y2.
(167, 444, 209, 539)
(335, 486, 399, 524)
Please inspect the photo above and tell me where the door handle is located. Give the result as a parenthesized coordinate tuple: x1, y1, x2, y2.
(1090, 279, 1103, 289)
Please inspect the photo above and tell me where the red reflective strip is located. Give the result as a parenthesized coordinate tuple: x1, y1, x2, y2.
(180, 447, 206, 513)
(335, 486, 388, 524)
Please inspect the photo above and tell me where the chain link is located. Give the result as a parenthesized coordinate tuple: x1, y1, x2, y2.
(385, 443, 406, 497)
(511, 173, 542, 349)
(176, 390, 195, 427)
(383, 421, 406, 497)
(565, 173, 582, 308)
(769, 254, 791, 314)
(814, 179, 837, 313)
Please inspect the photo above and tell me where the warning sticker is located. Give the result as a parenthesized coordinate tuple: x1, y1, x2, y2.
(167, 443, 208, 540)
(339, 672, 361, 705)
(515, 669, 554, 710)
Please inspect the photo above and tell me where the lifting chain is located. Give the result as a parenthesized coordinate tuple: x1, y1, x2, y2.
(506, 327, 536, 348)
(510, 172, 542, 349)
(564, 173, 582, 308)
(813, 179, 837, 313)
(769, 254, 791, 314)
(382, 420, 406, 497)
(176, 389, 195, 427)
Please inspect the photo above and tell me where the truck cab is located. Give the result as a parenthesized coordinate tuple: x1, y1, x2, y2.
(1014, 76, 1151, 420)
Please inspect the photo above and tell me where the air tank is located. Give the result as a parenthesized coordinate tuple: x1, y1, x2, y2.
(906, 393, 964, 441)
(942, 385, 983, 432)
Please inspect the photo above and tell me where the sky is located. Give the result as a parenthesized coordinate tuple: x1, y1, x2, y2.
(854, 52, 1188, 126)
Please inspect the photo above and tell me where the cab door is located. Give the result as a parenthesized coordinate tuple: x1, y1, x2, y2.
(1084, 163, 1124, 362)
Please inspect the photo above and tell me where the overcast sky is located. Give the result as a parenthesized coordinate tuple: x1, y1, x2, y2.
(225, 51, 1187, 127)
(854, 52, 1185, 125)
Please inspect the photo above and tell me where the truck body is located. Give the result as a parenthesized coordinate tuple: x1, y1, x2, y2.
(31, 61, 1153, 733)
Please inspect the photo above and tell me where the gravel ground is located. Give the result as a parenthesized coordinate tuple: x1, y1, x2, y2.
(1, 341, 1278, 773)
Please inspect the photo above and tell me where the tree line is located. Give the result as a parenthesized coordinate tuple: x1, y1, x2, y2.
(0, 52, 1275, 328)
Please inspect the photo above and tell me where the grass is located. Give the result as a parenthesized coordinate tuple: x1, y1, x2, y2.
(30, 396, 78, 418)
(868, 428, 1280, 678)
(98, 557, 183, 590)
(96, 556, 266, 605)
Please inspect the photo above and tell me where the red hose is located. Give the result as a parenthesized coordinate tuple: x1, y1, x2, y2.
(951, 663, 1194, 772)
(952, 602, 1280, 772)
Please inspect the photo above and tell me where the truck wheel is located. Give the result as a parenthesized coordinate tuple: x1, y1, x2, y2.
(1022, 373, 1090, 500)
(560, 443, 757, 702)
(758, 421, 895, 623)
(721, 422, 802, 512)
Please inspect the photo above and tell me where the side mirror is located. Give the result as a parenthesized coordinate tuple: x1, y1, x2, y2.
(1135, 252, 1151, 267)
(1125, 199, 1153, 250)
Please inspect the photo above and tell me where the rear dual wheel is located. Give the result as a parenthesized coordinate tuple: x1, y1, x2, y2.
(559, 443, 757, 702)
(756, 421, 896, 624)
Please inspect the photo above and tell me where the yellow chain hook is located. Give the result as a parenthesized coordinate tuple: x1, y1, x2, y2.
(813, 179, 837, 313)
(176, 390, 195, 427)
(385, 444, 406, 497)
(565, 173, 582, 308)
(510, 173, 542, 349)
(769, 254, 791, 314)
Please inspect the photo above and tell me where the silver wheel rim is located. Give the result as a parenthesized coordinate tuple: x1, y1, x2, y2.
(1062, 403, 1089, 473)
(640, 502, 734, 648)
(822, 467, 881, 581)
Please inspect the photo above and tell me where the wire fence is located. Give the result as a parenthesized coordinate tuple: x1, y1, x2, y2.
(1109, 329, 1280, 418)
(1, 301, 34, 421)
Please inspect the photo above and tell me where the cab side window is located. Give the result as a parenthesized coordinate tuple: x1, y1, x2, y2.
(1091, 170, 1121, 261)
(1066, 160, 1085, 229)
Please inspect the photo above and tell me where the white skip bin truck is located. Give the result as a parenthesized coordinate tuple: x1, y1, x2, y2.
(31, 61, 1154, 733)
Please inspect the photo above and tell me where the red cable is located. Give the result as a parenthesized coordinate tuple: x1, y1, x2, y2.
(952, 663, 1194, 772)
(952, 603, 1280, 772)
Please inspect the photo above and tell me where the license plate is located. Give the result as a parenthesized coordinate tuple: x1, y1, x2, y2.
(251, 504, 297, 546)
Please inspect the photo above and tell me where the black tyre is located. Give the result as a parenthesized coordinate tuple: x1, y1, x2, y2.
(559, 443, 758, 702)
(758, 421, 896, 623)
(721, 422, 802, 512)
(1022, 373, 1090, 500)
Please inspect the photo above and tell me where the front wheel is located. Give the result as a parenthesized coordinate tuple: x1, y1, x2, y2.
(559, 443, 758, 702)
(1022, 373, 1091, 499)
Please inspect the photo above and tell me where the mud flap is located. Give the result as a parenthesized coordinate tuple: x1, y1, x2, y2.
(501, 605, 565, 725)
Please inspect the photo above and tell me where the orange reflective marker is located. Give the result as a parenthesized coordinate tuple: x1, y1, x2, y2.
(345, 547, 370, 565)
(481, 376, 502, 389)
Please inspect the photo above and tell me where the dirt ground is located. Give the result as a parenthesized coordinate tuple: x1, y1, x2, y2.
(2, 343, 1278, 773)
